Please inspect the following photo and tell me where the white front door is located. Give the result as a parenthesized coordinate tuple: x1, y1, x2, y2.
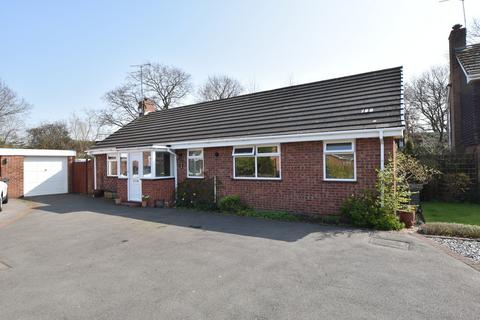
(128, 152, 142, 201)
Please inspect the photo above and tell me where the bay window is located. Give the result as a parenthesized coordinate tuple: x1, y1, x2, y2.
(233, 145, 280, 179)
(143, 151, 152, 177)
(323, 141, 356, 181)
(119, 153, 128, 177)
(155, 151, 172, 177)
(107, 154, 117, 176)
(187, 149, 204, 178)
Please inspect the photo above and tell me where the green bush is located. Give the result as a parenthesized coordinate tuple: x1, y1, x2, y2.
(176, 178, 217, 210)
(419, 222, 480, 239)
(239, 209, 301, 222)
(441, 173, 471, 202)
(218, 195, 246, 213)
(340, 191, 404, 230)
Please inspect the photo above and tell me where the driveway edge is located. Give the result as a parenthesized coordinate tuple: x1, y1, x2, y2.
(412, 233, 480, 272)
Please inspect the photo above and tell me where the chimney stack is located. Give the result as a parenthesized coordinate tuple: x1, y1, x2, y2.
(448, 24, 467, 152)
(138, 98, 156, 116)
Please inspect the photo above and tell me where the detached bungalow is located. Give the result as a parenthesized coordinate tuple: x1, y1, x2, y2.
(88, 67, 404, 215)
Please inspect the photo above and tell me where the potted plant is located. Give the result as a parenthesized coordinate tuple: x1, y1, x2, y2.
(141, 195, 150, 208)
(155, 199, 165, 208)
(397, 205, 416, 228)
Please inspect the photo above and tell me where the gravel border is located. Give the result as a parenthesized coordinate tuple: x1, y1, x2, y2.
(428, 236, 480, 263)
(412, 233, 480, 272)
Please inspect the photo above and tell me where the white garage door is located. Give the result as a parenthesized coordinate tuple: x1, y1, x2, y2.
(24, 157, 68, 196)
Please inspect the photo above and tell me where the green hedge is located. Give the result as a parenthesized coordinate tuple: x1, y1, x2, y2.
(419, 223, 480, 239)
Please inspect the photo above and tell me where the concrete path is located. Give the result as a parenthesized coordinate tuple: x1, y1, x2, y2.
(0, 194, 479, 320)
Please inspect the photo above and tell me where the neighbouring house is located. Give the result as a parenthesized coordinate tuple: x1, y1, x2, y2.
(0, 149, 76, 197)
(88, 67, 404, 215)
(448, 24, 480, 156)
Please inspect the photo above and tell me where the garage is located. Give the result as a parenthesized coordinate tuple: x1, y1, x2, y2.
(0, 149, 76, 198)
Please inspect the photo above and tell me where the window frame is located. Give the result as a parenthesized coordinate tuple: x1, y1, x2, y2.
(152, 150, 174, 179)
(106, 154, 118, 177)
(323, 140, 357, 182)
(232, 144, 281, 180)
(187, 148, 204, 179)
(118, 153, 128, 179)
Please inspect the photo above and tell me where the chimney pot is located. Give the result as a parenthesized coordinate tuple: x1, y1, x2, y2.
(138, 98, 157, 116)
(452, 24, 462, 30)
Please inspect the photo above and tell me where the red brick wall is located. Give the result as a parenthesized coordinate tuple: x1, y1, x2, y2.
(95, 154, 117, 192)
(117, 178, 128, 201)
(0, 155, 24, 198)
(95, 137, 396, 214)
(177, 138, 396, 215)
(142, 179, 175, 207)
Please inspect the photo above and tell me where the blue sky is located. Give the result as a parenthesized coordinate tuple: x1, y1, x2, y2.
(1, 0, 479, 126)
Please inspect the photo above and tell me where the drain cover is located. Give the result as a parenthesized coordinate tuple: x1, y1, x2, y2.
(0, 261, 12, 270)
(189, 225, 202, 229)
(369, 237, 411, 250)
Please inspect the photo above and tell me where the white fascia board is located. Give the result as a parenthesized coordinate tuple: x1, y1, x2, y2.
(87, 145, 172, 155)
(168, 127, 404, 149)
(0, 148, 76, 157)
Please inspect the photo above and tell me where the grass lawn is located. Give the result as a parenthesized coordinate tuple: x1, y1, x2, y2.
(422, 201, 480, 226)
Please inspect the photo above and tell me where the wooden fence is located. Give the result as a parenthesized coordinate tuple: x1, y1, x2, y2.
(71, 159, 94, 194)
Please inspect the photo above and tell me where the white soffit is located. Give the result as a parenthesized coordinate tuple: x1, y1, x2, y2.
(0, 148, 76, 157)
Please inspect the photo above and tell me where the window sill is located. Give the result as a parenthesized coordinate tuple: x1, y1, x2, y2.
(323, 178, 357, 182)
(141, 176, 175, 180)
(232, 177, 282, 181)
(187, 176, 204, 179)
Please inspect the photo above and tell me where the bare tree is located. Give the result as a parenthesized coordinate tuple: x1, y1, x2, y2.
(404, 65, 449, 144)
(403, 99, 421, 137)
(198, 75, 244, 102)
(0, 80, 31, 146)
(68, 109, 106, 157)
(100, 63, 192, 128)
(131, 63, 192, 109)
(468, 18, 480, 43)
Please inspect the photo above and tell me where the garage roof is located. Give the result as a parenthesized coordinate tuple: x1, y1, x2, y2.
(0, 148, 76, 157)
(92, 67, 404, 150)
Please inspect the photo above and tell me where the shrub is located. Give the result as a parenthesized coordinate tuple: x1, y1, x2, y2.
(176, 178, 217, 210)
(419, 222, 480, 239)
(218, 195, 246, 213)
(340, 191, 404, 230)
(441, 173, 471, 202)
(235, 208, 300, 222)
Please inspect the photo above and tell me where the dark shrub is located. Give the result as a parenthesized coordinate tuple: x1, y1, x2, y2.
(176, 178, 217, 210)
(340, 190, 404, 230)
(441, 173, 471, 202)
(218, 195, 246, 213)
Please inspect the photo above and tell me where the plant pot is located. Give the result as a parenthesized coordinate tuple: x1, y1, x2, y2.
(141, 200, 148, 208)
(93, 189, 104, 198)
(114, 198, 122, 205)
(398, 209, 416, 228)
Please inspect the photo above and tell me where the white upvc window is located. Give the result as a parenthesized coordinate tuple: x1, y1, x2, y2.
(187, 149, 204, 178)
(233, 145, 281, 180)
(107, 154, 118, 177)
(323, 140, 356, 182)
(154, 151, 174, 178)
(118, 153, 128, 178)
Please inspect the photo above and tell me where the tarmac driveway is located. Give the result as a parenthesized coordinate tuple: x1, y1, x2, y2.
(0, 195, 479, 320)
